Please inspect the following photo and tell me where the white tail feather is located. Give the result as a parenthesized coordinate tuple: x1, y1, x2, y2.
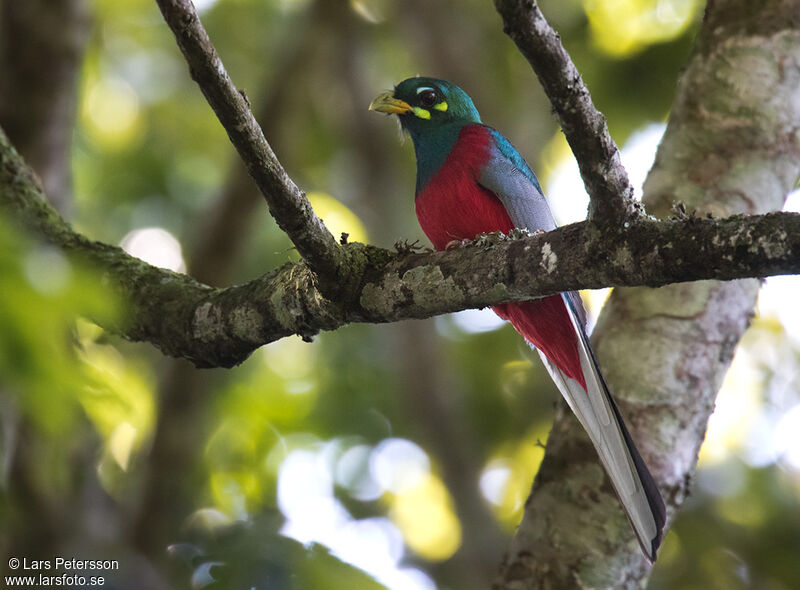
(534, 295, 662, 560)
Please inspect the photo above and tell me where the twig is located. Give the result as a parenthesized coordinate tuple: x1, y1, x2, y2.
(153, 0, 344, 282)
(493, 0, 640, 225)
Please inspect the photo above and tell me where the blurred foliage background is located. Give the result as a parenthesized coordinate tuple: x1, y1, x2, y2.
(1, 0, 799, 589)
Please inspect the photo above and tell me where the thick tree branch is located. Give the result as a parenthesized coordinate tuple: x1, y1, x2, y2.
(153, 0, 344, 284)
(493, 0, 640, 226)
(3, 127, 799, 369)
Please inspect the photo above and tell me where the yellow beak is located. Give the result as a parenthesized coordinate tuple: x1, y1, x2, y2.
(369, 91, 411, 114)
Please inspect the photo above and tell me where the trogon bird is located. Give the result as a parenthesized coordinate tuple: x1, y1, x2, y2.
(370, 77, 666, 561)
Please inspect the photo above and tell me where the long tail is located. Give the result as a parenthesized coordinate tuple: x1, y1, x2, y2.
(494, 295, 666, 561)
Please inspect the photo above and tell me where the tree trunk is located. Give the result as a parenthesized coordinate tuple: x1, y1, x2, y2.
(495, 1, 800, 587)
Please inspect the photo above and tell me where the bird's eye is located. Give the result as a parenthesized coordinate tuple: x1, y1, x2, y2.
(418, 89, 437, 108)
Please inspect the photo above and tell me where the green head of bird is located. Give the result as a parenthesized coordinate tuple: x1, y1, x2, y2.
(369, 77, 481, 140)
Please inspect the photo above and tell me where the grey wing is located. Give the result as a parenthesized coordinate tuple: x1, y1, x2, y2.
(478, 150, 558, 233)
(478, 148, 589, 329)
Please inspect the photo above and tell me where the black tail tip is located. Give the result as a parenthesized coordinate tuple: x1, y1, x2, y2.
(644, 524, 665, 563)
